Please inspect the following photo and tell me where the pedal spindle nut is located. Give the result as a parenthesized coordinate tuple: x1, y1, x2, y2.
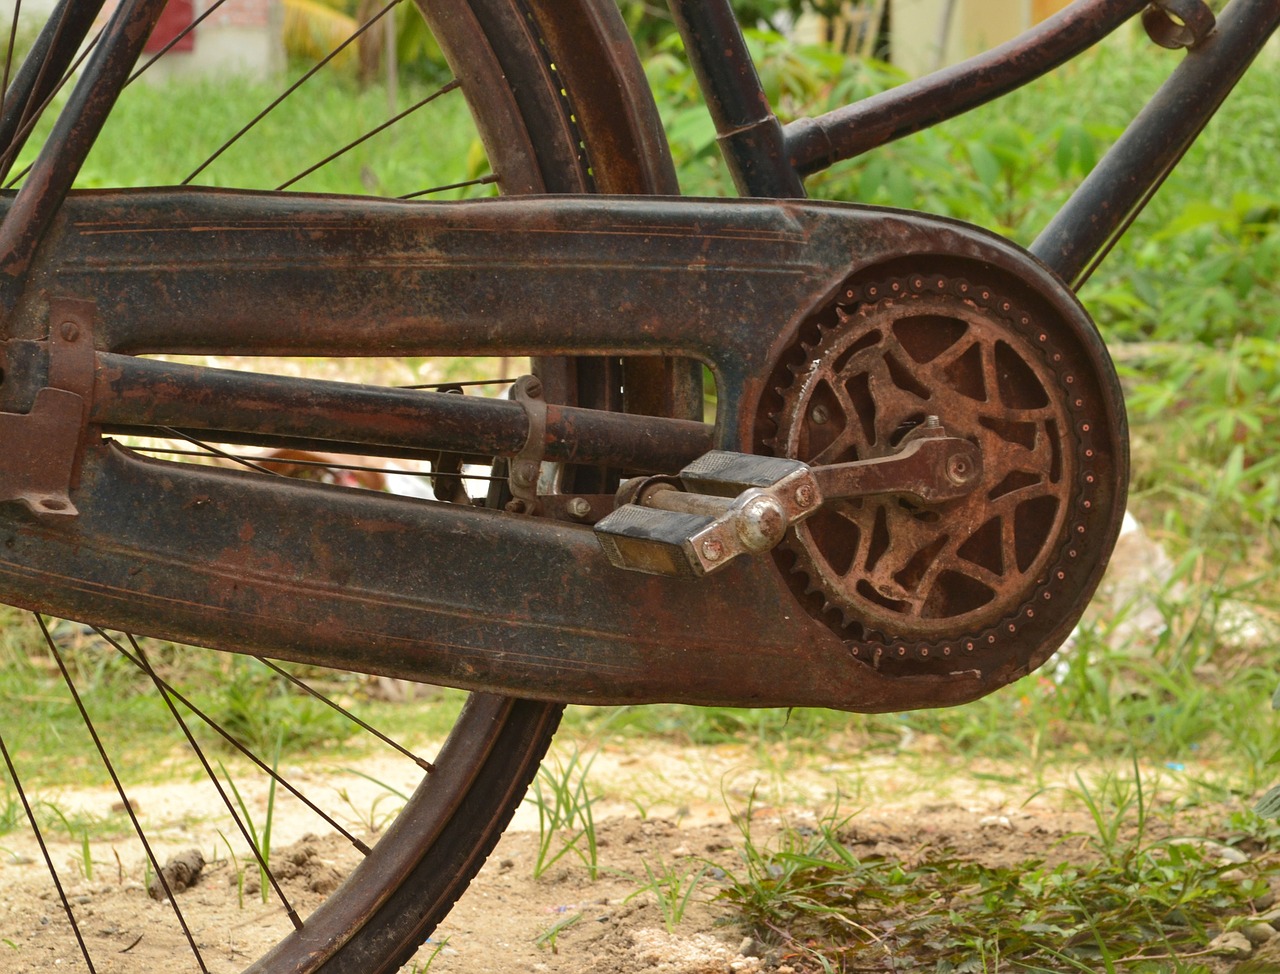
(735, 494, 787, 552)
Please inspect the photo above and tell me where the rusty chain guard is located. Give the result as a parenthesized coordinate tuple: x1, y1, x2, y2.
(766, 267, 1126, 678)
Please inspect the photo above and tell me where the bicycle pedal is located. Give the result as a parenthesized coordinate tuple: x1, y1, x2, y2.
(593, 505, 723, 578)
(594, 451, 821, 578)
(678, 451, 814, 496)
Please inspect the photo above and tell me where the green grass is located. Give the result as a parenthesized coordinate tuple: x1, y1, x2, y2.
(715, 773, 1280, 973)
(14, 72, 491, 199)
(0, 606, 465, 791)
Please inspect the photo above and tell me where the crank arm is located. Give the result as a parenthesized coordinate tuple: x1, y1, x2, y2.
(595, 431, 981, 577)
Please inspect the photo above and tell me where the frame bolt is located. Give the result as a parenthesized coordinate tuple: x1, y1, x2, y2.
(524, 377, 543, 399)
(511, 463, 537, 488)
(810, 404, 830, 425)
(701, 539, 724, 562)
(567, 497, 592, 519)
(59, 321, 79, 342)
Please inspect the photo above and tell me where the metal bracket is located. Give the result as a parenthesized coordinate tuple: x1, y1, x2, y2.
(0, 298, 96, 516)
(507, 374, 547, 515)
(1142, 0, 1214, 48)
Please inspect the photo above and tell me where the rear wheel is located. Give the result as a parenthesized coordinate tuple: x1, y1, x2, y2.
(0, 2, 675, 971)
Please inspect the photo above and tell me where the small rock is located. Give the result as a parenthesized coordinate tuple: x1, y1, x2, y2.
(738, 936, 766, 958)
(1208, 930, 1253, 959)
(148, 848, 205, 900)
(1253, 890, 1276, 911)
(1172, 839, 1248, 864)
(671, 846, 692, 858)
(979, 815, 1013, 830)
(1241, 922, 1276, 946)
(498, 859, 514, 872)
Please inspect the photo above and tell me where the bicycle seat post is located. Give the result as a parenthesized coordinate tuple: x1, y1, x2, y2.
(666, 0, 807, 199)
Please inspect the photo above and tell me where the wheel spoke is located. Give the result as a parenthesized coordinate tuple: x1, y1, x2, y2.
(277, 79, 462, 191)
(183, 0, 405, 185)
(130, 637, 303, 932)
(0, 27, 103, 185)
(0, 728, 98, 974)
(126, 0, 232, 84)
(34, 614, 212, 973)
(401, 173, 500, 200)
(257, 657, 435, 772)
(99, 627, 375, 856)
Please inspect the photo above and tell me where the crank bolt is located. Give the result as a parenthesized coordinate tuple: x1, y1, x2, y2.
(701, 539, 724, 562)
(567, 497, 592, 519)
(511, 464, 537, 488)
(59, 321, 79, 342)
(794, 484, 817, 509)
(946, 455, 975, 486)
(810, 404, 830, 425)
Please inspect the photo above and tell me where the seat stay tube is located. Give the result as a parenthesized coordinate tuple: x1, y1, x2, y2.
(665, 0, 806, 198)
(0, 0, 171, 305)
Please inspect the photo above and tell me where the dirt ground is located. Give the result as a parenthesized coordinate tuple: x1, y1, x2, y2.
(0, 739, 1273, 974)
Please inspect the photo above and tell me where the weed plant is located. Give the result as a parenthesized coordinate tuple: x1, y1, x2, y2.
(526, 748, 600, 880)
(222, 757, 279, 904)
(627, 856, 711, 934)
(717, 777, 1279, 973)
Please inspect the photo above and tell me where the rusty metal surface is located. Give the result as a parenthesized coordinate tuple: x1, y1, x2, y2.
(666, 0, 806, 198)
(90, 354, 715, 474)
(0, 191, 1126, 712)
(764, 270, 1124, 677)
(812, 434, 982, 505)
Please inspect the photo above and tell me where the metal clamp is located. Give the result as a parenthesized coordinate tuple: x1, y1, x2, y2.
(0, 298, 95, 517)
(507, 374, 547, 515)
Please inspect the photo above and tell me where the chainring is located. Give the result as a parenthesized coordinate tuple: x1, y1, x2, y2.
(762, 267, 1126, 678)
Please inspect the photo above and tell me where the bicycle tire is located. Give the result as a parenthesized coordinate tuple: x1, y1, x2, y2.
(0, 2, 677, 971)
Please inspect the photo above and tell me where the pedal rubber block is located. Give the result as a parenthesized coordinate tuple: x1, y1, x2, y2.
(593, 504, 714, 578)
(680, 450, 810, 496)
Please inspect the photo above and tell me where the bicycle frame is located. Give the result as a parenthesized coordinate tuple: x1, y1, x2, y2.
(669, 0, 1280, 286)
(0, 0, 1272, 712)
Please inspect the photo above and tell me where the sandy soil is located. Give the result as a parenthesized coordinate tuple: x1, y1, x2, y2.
(0, 738, 1270, 974)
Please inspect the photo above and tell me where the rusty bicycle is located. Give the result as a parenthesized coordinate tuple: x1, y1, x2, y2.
(0, 0, 1274, 969)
